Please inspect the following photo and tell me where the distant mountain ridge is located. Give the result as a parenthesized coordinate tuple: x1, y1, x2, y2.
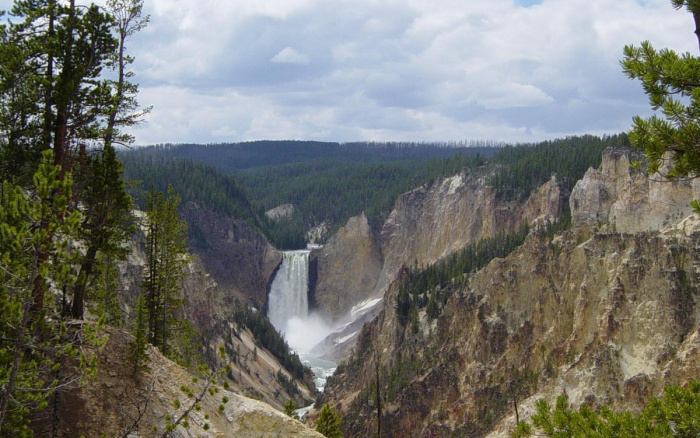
(134, 140, 503, 173)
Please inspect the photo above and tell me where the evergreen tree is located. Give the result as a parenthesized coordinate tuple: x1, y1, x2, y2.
(141, 186, 190, 359)
(283, 399, 299, 420)
(315, 404, 343, 438)
(513, 380, 700, 438)
(622, 0, 700, 201)
(0, 0, 147, 316)
(103, 0, 150, 149)
(71, 144, 134, 319)
(395, 284, 411, 326)
(90, 251, 124, 326)
(0, 0, 147, 433)
(426, 293, 439, 320)
(0, 0, 116, 174)
(0, 152, 83, 436)
(127, 294, 150, 377)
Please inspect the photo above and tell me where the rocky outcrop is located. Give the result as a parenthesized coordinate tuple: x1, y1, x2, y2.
(522, 175, 568, 226)
(35, 327, 324, 438)
(180, 203, 282, 310)
(377, 174, 504, 294)
(313, 213, 383, 320)
(379, 173, 567, 292)
(570, 146, 700, 232)
(307, 222, 329, 244)
(266, 203, 296, 221)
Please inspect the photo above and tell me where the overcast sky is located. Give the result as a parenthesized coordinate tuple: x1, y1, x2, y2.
(0, 0, 695, 145)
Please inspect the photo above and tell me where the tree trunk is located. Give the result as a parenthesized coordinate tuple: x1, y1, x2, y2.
(694, 9, 700, 52)
(53, 0, 75, 177)
(71, 245, 99, 319)
(374, 350, 381, 438)
(105, 32, 126, 148)
(43, 0, 55, 152)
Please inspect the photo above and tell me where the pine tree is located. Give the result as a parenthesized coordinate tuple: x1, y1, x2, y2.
(71, 144, 134, 319)
(513, 380, 700, 438)
(283, 399, 299, 420)
(0, 0, 147, 316)
(0, 152, 83, 435)
(315, 404, 343, 438)
(0, 0, 147, 433)
(141, 186, 190, 360)
(91, 251, 124, 326)
(622, 0, 700, 202)
(103, 0, 151, 149)
(426, 293, 439, 320)
(127, 294, 150, 377)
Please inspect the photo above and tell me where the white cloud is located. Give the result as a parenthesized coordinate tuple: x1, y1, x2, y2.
(478, 83, 554, 110)
(0, 0, 694, 144)
(271, 47, 311, 65)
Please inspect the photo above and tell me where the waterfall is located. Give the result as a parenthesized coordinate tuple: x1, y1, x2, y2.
(267, 249, 336, 385)
(267, 250, 311, 333)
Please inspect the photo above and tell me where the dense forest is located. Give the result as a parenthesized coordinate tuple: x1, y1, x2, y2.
(119, 154, 261, 227)
(135, 140, 502, 172)
(120, 134, 628, 250)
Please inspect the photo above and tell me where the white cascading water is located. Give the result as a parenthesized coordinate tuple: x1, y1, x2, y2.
(268, 250, 310, 333)
(268, 249, 336, 397)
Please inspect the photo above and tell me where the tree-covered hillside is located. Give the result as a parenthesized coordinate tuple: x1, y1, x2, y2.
(120, 154, 260, 227)
(120, 134, 628, 250)
(121, 141, 496, 248)
(137, 140, 501, 172)
(488, 134, 630, 201)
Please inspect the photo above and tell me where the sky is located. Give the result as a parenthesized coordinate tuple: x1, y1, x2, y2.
(0, 0, 695, 145)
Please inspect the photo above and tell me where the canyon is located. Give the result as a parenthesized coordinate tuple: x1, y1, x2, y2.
(38, 144, 700, 437)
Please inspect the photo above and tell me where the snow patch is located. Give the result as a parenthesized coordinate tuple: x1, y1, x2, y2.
(350, 297, 383, 320)
(335, 331, 359, 345)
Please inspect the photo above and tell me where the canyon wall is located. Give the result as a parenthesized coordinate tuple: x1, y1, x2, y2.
(118, 215, 313, 411)
(180, 203, 282, 310)
(312, 213, 383, 320)
(321, 146, 700, 437)
(570, 146, 700, 232)
(314, 172, 566, 326)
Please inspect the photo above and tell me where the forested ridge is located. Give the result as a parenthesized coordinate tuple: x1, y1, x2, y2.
(121, 134, 628, 249)
(134, 140, 502, 171)
(120, 154, 260, 227)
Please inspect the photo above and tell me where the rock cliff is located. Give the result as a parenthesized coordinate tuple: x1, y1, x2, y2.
(320, 147, 700, 437)
(313, 172, 567, 346)
(313, 213, 383, 320)
(570, 147, 700, 232)
(265, 203, 296, 221)
(180, 203, 282, 310)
